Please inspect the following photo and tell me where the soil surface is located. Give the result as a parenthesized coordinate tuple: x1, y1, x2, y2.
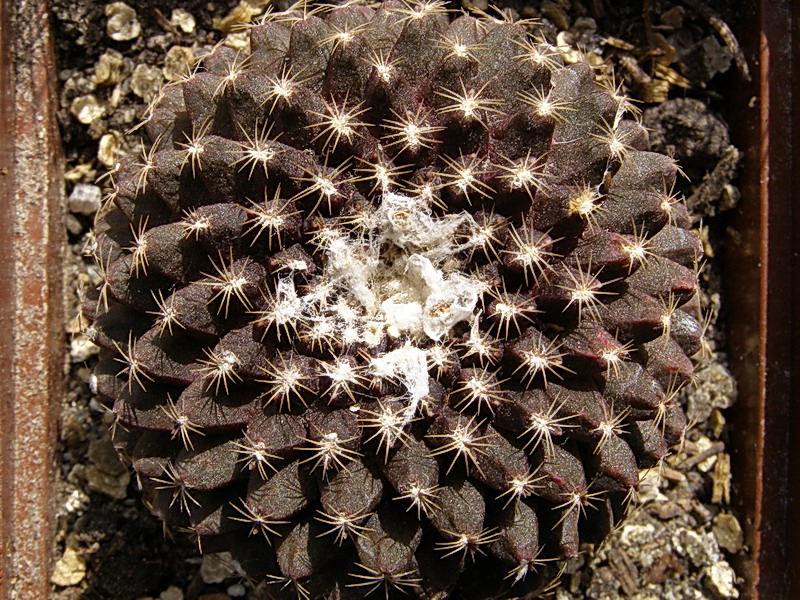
(51, 1, 746, 598)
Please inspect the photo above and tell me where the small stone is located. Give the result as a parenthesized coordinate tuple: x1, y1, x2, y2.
(70, 334, 100, 362)
(160, 586, 184, 600)
(94, 49, 126, 85)
(170, 8, 196, 33)
(89, 435, 128, 476)
(106, 2, 141, 42)
(88, 117, 109, 140)
(65, 214, 84, 236)
(77, 366, 93, 384)
(685, 362, 736, 425)
(163, 46, 195, 82)
(98, 132, 122, 168)
(61, 409, 87, 448)
(200, 552, 238, 584)
(671, 529, 721, 568)
(651, 500, 683, 520)
(705, 562, 739, 599)
(213, 0, 271, 33)
(131, 64, 163, 102)
(86, 435, 130, 499)
(85, 465, 130, 500)
(712, 513, 744, 554)
(63, 488, 90, 514)
(64, 162, 95, 183)
(68, 183, 102, 215)
(51, 547, 87, 587)
(227, 583, 246, 597)
(697, 35, 734, 80)
(70, 95, 105, 125)
(619, 523, 657, 548)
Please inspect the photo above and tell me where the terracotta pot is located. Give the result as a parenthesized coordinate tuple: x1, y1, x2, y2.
(723, 1, 800, 598)
(0, 0, 796, 598)
(0, 0, 64, 599)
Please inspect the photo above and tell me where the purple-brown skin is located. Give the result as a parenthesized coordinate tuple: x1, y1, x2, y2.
(85, 1, 705, 598)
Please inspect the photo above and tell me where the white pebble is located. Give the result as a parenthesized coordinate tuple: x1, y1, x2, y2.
(131, 64, 164, 102)
(705, 562, 739, 599)
(159, 586, 184, 600)
(51, 548, 86, 587)
(200, 552, 237, 584)
(672, 528, 721, 568)
(70, 334, 100, 362)
(70, 95, 105, 125)
(170, 8, 196, 33)
(68, 183, 102, 215)
(106, 2, 141, 42)
(94, 49, 126, 85)
(98, 132, 122, 168)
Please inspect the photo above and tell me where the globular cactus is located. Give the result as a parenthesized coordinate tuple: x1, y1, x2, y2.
(85, 0, 705, 598)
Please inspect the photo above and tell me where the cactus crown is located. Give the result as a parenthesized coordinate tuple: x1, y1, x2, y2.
(86, 1, 705, 598)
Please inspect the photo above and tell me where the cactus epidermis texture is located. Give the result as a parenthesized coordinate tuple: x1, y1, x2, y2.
(85, 1, 706, 598)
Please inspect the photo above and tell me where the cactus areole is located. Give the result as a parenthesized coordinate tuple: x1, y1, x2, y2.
(86, 1, 705, 598)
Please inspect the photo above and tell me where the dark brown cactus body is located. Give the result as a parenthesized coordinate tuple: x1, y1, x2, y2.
(87, 1, 704, 598)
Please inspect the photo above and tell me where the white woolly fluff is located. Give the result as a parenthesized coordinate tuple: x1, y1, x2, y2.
(369, 344, 430, 422)
(300, 191, 481, 340)
(281, 191, 484, 419)
(405, 254, 478, 341)
(370, 192, 474, 261)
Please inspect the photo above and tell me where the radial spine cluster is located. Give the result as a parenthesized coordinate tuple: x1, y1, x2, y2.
(85, 1, 706, 598)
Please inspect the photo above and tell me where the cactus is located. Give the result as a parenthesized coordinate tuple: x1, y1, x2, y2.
(85, 1, 705, 598)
